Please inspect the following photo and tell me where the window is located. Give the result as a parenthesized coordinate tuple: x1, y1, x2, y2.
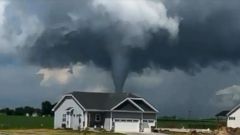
(121, 119, 126, 122)
(114, 119, 139, 123)
(148, 120, 154, 123)
(133, 120, 139, 123)
(95, 114, 101, 122)
(229, 117, 236, 120)
(143, 120, 148, 123)
(143, 119, 154, 123)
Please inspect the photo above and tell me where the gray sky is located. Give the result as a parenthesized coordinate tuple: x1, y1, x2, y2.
(1, 0, 240, 118)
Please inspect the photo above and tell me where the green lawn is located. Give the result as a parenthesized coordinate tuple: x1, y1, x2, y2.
(0, 114, 220, 130)
(0, 115, 53, 129)
(157, 118, 219, 129)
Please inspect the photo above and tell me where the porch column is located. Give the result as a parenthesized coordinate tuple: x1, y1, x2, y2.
(84, 111, 88, 128)
(110, 111, 113, 131)
(141, 113, 143, 132)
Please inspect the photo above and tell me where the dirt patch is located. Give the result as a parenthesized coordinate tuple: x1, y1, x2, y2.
(212, 127, 240, 135)
(161, 127, 240, 135)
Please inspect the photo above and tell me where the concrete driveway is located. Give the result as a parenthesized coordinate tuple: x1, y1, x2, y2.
(126, 133, 169, 135)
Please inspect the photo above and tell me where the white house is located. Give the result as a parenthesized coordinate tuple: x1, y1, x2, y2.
(227, 104, 240, 128)
(52, 91, 158, 133)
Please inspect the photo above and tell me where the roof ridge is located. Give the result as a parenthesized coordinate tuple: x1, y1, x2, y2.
(70, 91, 138, 95)
(71, 91, 114, 94)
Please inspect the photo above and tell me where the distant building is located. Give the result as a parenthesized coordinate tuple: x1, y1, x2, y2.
(52, 91, 158, 133)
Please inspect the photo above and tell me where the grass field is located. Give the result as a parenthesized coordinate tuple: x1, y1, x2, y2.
(0, 114, 220, 130)
(0, 115, 53, 129)
(157, 118, 219, 129)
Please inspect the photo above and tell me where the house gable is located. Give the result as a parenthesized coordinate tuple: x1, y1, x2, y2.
(114, 99, 142, 111)
(53, 96, 85, 129)
(131, 99, 157, 112)
(111, 97, 158, 113)
(52, 94, 85, 112)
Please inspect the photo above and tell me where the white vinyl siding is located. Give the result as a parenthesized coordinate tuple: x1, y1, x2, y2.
(143, 119, 156, 133)
(54, 98, 85, 130)
(227, 108, 240, 128)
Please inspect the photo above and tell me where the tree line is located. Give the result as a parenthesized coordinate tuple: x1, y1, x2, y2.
(0, 101, 55, 116)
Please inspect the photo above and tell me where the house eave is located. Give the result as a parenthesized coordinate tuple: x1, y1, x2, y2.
(129, 98, 159, 113)
(227, 104, 240, 117)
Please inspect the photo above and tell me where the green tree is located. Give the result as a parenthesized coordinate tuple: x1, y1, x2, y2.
(41, 101, 53, 116)
(15, 107, 25, 115)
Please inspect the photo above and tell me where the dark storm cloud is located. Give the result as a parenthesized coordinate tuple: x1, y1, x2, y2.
(2, 0, 240, 117)
(24, 0, 240, 74)
(133, 0, 240, 73)
(16, 0, 179, 91)
(24, 27, 111, 69)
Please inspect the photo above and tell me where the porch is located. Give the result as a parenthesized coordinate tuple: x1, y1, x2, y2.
(87, 111, 110, 129)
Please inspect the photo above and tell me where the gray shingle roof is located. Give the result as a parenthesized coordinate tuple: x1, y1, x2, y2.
(215, 110, 229, 117)
(132, 99, 155, 112)
(70, 91, 140, 110)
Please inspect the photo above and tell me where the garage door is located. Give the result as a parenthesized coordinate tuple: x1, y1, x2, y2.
(143, 119, 155, 133)
(114, 119, 140, 132)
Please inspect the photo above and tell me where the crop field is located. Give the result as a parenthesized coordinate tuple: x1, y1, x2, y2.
(0, 115, 53, 129)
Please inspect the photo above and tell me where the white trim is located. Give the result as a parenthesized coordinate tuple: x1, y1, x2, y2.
(227, 104, 240, 116)
(52, 94, 86, 111)
(71, 95, 86, 111)
(52, 94, 70, 111)
(128, 99, 144, 112)
(111, 98, 129, 110)
(110, 111, 113, 130)
(111, 98, 144, 112)
(130, 98, 159, 112)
